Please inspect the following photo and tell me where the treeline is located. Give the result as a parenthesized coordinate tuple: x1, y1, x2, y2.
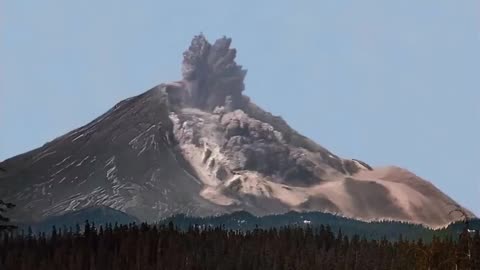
(163, 211, 480, 241)
(1, 222, 480, 270)
(23, 208, 480, 241)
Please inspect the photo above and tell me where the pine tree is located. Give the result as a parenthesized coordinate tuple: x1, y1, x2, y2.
(0, 168, 17, 232)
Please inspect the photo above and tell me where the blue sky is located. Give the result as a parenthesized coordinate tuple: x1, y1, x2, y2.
(1, 1, 479, 215)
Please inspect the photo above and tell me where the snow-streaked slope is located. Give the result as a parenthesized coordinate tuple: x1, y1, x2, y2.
(0, 88, 227, 222)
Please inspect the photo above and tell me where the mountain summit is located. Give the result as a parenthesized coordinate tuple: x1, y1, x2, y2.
(0, 35, 473, 227)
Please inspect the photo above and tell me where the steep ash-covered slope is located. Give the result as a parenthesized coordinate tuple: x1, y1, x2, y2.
(0, 35, 474, 227)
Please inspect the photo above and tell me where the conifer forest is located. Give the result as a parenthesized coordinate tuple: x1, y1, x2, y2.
(1, 222, 479, 270)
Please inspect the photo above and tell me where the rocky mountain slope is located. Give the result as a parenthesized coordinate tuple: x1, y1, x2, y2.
(0, 35, 474, 227)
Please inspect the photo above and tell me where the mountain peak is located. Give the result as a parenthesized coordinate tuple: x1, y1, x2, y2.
(0, 35, 473, 227)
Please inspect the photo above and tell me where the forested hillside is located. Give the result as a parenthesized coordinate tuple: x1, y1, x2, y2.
(162, 211, 480, 241)
(24, 208, 480, 241)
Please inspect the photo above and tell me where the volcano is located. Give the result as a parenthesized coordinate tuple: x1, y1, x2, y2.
(0, 35, 473, 227)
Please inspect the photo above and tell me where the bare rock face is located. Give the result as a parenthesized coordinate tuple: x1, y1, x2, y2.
(0, 35, 474, 227)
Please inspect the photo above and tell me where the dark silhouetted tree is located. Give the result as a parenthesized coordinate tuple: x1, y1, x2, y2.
(0, 167, 17, 232)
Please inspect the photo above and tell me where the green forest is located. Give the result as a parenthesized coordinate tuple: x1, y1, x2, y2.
(161, 211, 480, 242)
(24, 207, 480, 241)
(1, 221, 480, 270)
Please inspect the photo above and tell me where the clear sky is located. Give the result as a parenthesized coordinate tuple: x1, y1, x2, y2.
(1, 1, 479, 215)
